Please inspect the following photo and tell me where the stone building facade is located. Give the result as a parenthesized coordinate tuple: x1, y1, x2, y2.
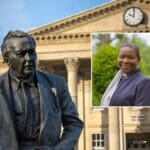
(88, 107, 150, 150)
(0, 0, 150, 150)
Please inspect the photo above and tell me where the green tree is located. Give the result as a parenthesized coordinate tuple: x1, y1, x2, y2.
(130, 35, 150, 77)
(92, 44, 118, 105)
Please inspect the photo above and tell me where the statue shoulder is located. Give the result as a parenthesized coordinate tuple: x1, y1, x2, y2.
(36, 70, 66, 86)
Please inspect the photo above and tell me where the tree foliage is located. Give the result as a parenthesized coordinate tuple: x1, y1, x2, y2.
(130, 36, 150, 77)
(92, 44, 118, 105)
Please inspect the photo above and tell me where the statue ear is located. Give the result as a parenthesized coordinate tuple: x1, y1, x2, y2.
(3, 53, 9, 64)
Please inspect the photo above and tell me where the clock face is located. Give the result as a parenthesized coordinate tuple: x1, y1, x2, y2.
(123, 7, 144, 26)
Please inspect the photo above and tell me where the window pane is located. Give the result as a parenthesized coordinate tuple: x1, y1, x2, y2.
(97, 141, 100, 146)
(92, 133, 105, 149)
(92, 141, 96, 146)
(92, 134, 96, 140)
(101, 141, 104, 147)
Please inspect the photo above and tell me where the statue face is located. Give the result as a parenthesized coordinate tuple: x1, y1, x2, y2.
(6, 37, 37, 78)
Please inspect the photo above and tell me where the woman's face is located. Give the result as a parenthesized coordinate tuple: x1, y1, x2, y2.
(118, 46, 140, 74)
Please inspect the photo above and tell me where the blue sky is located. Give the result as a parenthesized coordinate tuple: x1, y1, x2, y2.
(0, 0, 113, 45)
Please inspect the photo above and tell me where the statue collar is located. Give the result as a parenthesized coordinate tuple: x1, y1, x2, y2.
(9, 70, 37, 90)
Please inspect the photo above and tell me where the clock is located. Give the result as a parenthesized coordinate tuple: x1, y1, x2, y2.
(123, 7, 144, 26)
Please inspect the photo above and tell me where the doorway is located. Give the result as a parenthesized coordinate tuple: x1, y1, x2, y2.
(126, 133, 150, 150)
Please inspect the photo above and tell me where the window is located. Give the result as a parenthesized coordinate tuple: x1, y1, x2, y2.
(92, 133, 105, 150)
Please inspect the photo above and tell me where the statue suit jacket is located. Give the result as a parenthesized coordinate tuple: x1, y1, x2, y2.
(109, 69, 150, 106)
(0, 70, 83, 150)
(0, 94, 18, 150)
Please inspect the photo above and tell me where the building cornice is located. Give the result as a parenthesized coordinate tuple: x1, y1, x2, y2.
(34, 32, 90, 45)
(28, 0, 150, 36)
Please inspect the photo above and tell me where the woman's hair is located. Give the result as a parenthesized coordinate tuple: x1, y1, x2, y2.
(119, 43, 140, 60)
(1, 30, 36, 62)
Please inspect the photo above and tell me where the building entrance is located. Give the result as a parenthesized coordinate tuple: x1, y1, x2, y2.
(126, 133, 150, 150)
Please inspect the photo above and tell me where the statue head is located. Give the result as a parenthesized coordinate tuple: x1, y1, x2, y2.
(1, 30, 37, 79)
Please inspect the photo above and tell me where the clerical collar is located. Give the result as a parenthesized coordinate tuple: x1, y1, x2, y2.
(122, 73, 127, 80)
(120, 67, 140, 79)
(9, 69, 37, 90)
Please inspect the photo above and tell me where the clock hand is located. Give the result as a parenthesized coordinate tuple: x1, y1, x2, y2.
(128, 9, 134, 17)
(133, 8, 135, 17)
(128, 13, 133, 17)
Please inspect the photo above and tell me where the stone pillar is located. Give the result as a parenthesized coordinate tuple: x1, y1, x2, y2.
(108, 107, 120, 150)
(64, 57, 79, 103)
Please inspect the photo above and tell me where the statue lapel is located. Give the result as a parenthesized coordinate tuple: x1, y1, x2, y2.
(36, 71, 59, 142)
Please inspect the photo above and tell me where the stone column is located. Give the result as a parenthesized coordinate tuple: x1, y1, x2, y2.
(64, 57, 79, 103)
(108, 107, 120, 150)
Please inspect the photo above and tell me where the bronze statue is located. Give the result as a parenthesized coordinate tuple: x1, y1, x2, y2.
(0, 30, 83, 150)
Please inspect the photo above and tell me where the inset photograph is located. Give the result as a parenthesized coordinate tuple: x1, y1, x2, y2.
(92, 33, 150, 106)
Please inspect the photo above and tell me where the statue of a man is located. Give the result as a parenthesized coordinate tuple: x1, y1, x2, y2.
(0, 30, 83, 150)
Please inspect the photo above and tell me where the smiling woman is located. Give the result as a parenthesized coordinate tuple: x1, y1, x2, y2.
(100, 43, 150, 106)
(118, 44, 140, 74)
